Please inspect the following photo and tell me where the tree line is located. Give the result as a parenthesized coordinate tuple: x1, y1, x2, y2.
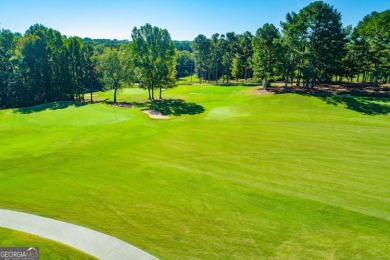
(186, 1, 389, 89)
(1, 1, 389, 109)
(0, 23, 176, 109)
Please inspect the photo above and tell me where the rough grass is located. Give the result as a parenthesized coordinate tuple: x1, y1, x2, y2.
(0, 227, 96, 259)
(0, 84, 389, 259)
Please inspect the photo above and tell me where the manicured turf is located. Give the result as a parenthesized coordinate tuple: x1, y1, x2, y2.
(0, 84, 389, 259)
(0, 227, 96, 259)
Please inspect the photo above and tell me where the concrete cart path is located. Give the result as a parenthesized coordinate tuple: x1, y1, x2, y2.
(0, 209, 158, 260)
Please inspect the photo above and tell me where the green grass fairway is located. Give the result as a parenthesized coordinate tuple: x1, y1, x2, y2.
(0, 227, 96, 259)
(1, 84, 389, 259)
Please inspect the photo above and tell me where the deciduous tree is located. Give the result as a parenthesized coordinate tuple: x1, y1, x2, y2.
(132, 24, 176, 100)
(99, 47, 133, 102)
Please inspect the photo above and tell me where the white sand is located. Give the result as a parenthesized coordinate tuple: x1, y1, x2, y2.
(142, 110, 170, 119)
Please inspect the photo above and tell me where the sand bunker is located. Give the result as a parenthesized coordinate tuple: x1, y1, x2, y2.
(142, 110, 170, 119)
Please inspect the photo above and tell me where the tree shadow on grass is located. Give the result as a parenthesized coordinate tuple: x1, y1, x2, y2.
(316, 94, 390, 115)
(269, 84, 390, 116)
(13, 101, 89, 114)
(216, 83, 259, 87)
(148, 99, 205, 116)
(122, 99, 205, 116)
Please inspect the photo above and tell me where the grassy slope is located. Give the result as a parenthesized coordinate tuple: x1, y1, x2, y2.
(0, 227, 96, 259)
(0, 85, 389, 259)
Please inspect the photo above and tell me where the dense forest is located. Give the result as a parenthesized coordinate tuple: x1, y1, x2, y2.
(0, 1, 389, 109)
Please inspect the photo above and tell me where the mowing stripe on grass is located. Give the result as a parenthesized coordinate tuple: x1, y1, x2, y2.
(0, 209, 157, 260)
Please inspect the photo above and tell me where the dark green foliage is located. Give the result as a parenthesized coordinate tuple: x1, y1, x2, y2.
(210, 33, 222, 82)
(188, 1, 386, 87)
(222, 32, 238, 83)
(83, 44, 101, 102)
(176, 50, 195, 78)
(251, 24, 282, 89)
(278, 1, 346, 88)
(236, 32, 254, 80)
(0, 25, 102, 109)
(192, 34, 210, 83)
(192, 33, 236, 83)
(0, 29, 21, 108)
(354, 10, 390, 86)
(300, 1, 346, 84)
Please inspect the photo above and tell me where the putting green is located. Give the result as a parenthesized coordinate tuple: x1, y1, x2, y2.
(0, 84, 389, 259)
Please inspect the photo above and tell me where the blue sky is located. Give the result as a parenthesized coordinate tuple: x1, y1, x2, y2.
(0, 0, 389, 40)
